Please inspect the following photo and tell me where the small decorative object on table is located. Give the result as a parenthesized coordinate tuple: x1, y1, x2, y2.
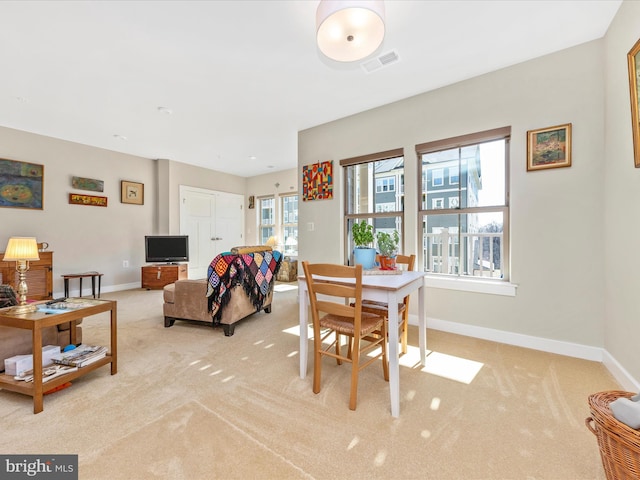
(376, 230, 399, 270)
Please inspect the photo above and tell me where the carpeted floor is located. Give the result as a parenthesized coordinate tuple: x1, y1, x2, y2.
(0, 286, 621, 479)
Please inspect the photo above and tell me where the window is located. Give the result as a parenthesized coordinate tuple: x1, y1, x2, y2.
(281, 194, 298, 256)
(417, 126, 510, 280)
(258, 197, 275, 245)
(375, 177, 395, 193)
(432, 168, 444, 187)
(342, 149, 404, 264)
(449, 166, 459, 185)
(432, 198, 444, 209)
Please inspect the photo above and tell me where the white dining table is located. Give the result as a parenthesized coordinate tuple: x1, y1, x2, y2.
(298, 270, 427, 417)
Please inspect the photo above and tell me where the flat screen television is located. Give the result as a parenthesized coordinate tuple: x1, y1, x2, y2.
(145, 235, 189, 263)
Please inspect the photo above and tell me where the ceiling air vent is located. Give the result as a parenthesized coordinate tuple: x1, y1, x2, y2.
(361, 50, 400, 74)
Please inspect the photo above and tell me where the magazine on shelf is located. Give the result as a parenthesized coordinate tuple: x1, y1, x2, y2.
(14, 364, 78, 383)
(51, 344, 108, 367)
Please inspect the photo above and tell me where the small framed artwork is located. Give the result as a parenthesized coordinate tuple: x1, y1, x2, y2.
(248, 195, 255, 209)
(69, 193, 107, 207)
(628, 37, 640, 167)
(121, 180, 144, 205)
(526, 123, 572, 171)
(72, 175, 104, 192)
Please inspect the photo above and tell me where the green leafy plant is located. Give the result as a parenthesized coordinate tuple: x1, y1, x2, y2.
(376, 230, 400, 257)
(352, 220, 374, 248)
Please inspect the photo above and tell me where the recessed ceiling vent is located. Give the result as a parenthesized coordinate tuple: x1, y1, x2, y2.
(361, 50, 399, 74)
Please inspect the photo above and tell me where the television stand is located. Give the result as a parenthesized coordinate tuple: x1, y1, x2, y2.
(141, 263, 188, 290)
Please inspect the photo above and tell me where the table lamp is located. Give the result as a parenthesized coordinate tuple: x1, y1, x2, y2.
(266, 236, 278, 249)
(3, 237, 40, 314)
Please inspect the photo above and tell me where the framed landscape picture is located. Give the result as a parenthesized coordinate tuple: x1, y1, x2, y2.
(526, 123, 572, 171)
(121, 180, 144, 205)
(0, 158, 44, 209)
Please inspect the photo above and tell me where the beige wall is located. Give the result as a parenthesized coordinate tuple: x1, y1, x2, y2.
(245, 169, 298, 246)
(603, 1, 640, 385)
(299, 42, 609, 355)
(0, 126, 255, 296)
(0, 126, 156, 295)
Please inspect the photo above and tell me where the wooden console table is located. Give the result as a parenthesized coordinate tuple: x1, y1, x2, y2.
(141, 264, 187, 290)
(0, 250, 53, 300)
(0, 298, 117, 414)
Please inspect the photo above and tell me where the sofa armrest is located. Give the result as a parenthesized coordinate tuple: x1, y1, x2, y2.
(163, 279, 212, 323)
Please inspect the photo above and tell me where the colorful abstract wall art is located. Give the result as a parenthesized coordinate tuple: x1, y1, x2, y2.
(302, 160, 333, 201)
(0, 158, 44, 209)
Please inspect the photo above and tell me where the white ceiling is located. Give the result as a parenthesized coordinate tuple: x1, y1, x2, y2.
(0, 1, 622, 177)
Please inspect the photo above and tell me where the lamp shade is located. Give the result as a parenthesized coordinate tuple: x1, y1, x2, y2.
(3, 237, 40, 261)
(316, 0, 385, 62)
(266, 236, 278, 247)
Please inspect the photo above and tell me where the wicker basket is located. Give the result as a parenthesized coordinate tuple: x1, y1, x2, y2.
(586, 391, 640, 480)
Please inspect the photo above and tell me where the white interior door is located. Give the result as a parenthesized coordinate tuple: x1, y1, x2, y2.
(180, 186, 244, 279)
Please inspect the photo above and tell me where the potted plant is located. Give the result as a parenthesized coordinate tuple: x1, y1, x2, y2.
(352, 220, 376, 269)
(376, 230, 400, 270)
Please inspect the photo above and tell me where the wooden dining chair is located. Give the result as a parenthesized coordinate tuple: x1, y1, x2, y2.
(302, 261, 389, 410)
(361, 254, 416, 355)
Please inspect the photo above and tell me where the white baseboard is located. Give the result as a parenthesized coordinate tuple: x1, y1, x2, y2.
(54, 282, 141, 298)
(411, 314, 639, 392)
(602, 349, 640, 392)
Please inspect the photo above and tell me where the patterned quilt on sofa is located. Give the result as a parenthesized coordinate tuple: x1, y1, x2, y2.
(206, 250, 282, 322)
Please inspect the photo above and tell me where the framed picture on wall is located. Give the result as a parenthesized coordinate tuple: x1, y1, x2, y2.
(0, 158, 44, 209)
(526, 123, 572, 171)
(628, 37, 640, 167)
(121, 180, 144, 205)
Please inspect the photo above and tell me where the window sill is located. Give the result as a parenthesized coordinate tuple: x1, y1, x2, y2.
(424, 275, 517, 296)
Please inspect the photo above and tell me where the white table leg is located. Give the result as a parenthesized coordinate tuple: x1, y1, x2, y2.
(387, 291, 400, 417)
(298, 279, 308, 379)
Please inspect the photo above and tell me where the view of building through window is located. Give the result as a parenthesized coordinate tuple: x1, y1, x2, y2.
(341, 130, 509, 280)
(418, 128, 509, 280)
(258, 194, 298, 256)
(343, 152, 404, 264)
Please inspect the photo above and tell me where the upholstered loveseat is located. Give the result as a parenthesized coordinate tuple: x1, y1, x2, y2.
(163, 246, 282, 336)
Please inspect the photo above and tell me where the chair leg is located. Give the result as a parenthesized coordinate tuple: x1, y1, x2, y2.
(313, 330, 322, 395)
(349, 334, 360, 410)
(401, 310, 409, 355)
(336, 333, 342, 365)
(381, 321, 389, 381)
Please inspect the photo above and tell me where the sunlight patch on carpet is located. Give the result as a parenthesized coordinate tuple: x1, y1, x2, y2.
(422, 350, 483, 384)
(274, 283, 298, 292)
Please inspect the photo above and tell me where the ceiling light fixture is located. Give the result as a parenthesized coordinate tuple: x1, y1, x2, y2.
(316, 0, 385, 62)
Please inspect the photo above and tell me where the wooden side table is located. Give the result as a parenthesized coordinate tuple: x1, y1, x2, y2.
(0, 298, 117, 413)
(61, 272, 103, 298)
(277, 258, 298, 282)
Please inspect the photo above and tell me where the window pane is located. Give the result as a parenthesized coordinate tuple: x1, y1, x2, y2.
(421, 139, 505, 211)
(346, 157, 404, 214)
(282, 195, 298, 224)
(422, 212, 503, 278)
(260, 226, 274, 245)
(260, 198, 274, 224)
